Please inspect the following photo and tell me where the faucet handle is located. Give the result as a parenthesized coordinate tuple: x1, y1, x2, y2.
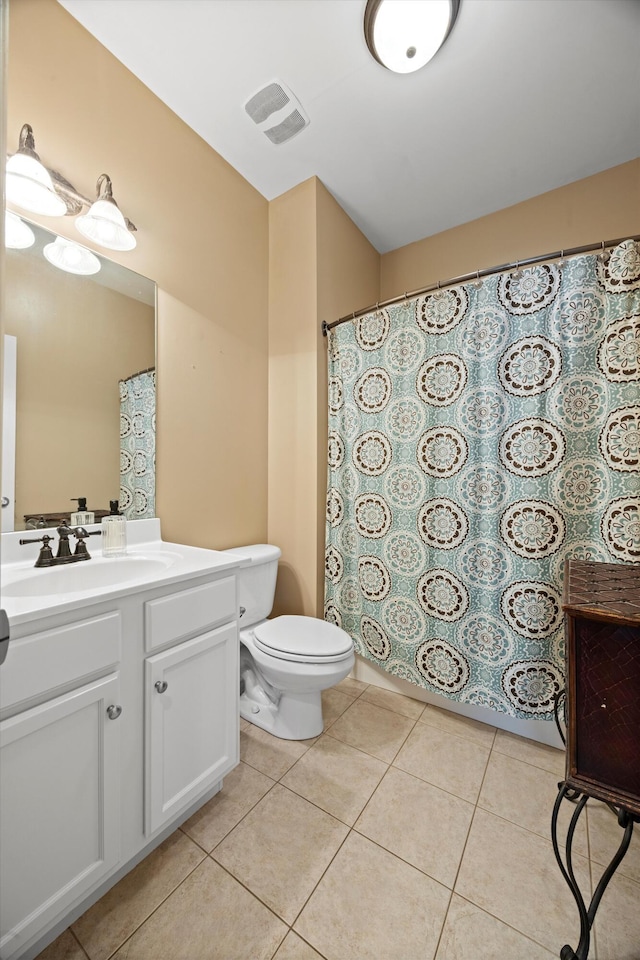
(19, 534, 55, 567)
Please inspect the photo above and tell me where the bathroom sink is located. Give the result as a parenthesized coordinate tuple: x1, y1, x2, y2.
(2, 553, 178, 598)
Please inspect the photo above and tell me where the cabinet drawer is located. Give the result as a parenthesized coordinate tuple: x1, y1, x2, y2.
(0, 612, 121, 716)
(144, 576, 236, 652)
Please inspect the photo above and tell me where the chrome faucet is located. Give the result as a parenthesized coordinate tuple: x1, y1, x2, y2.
(20, 525, 102, 567)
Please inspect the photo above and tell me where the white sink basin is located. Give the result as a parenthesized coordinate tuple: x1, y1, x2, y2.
(2, 554, 178, 598)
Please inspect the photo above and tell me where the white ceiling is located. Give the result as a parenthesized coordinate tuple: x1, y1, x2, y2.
(58, 0, 640, 254)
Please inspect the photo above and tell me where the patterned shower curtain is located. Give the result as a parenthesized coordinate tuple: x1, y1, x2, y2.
(119, 369, 156, 520)
(324, 240, 640, 720)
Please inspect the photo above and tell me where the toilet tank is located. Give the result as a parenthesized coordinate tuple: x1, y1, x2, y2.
(225, 544, 282, 628)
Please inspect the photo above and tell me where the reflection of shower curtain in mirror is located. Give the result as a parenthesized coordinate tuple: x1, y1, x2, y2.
(119, 369, 156, 520)
(324, 241, 640, 721)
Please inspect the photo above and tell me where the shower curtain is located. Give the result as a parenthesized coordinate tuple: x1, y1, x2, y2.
(324, 240, 640, 720)
(119, 369, 156, 520)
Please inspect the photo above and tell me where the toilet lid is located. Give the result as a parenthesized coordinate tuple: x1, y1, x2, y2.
(253, 615, 353, 663)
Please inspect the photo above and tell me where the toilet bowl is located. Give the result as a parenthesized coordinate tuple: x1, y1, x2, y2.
(226, 545, 354, 740)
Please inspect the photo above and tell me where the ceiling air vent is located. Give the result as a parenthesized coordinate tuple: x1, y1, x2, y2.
(244, 80, 309, 145)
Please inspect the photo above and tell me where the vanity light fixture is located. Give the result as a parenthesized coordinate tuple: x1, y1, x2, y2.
(5, 124, 67, 217)
(5, 124, 137, 250)
(43, 236, 101, 276)
(4, 211, 35, 250)
(76, 174, 136, 251)
(364, 0, 460, 74)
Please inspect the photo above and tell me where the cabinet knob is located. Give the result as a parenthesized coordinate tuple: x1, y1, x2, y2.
(106, 704, 122, 720)
(155, 680, 168, 694)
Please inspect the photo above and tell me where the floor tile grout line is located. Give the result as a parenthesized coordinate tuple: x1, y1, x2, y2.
(286, 826, 354, 933)
(183, 771, 281, 856)
(431, 887, 456, 960)
(78, 853, 211, 960)
(448, 892, 561, 957)
(69, 927, 91, 960)
(202, 855, 294, 953)
(447, 751, 490, 898)
(416, 713, 498, 751)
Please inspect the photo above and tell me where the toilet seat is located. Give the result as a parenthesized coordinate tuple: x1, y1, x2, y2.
(253, 615, 353, 664)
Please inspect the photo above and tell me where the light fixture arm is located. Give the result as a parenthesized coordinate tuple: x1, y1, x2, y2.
(17, 123, 40, 162)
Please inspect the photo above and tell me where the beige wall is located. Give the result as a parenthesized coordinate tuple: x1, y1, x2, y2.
(4, 247, 154, 526)
(268, 179, 379, 617)
(381, 159, 640, 299)
(6, 0, 269, 550)
(6, 0, 639, 619)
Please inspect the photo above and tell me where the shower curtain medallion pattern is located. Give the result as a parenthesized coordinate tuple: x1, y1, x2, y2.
(324, 241, 640, 720)
(120, 369, 156, 520)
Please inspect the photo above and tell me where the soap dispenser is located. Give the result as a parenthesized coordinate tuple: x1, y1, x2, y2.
(102, 500, 127, 557)
(70, 497, 95, 526)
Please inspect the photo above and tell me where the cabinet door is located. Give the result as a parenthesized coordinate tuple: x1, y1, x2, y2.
(0, 674, 121, 959)
(145, 623, 238, 835)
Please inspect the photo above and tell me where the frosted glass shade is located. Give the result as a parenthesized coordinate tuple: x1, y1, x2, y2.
(43, 236, 101, 276)
(5, 211, 35, 249)
(6, 152, 67, 217)
(76, 199, 136, 251)
(365, 0, 455, 74)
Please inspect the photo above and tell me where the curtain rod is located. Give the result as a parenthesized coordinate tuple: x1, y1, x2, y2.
(321, 234, 640, 336)
(120, 365, 155, 384)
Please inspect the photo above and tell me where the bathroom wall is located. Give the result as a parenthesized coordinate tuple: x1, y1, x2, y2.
(6, 0, 269, 550)
(268, 178, 379, 618)
(6, 0, 639, 631)
(381, 159, 640, 299)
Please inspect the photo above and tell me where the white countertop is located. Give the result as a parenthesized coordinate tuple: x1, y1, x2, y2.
(1, 519, 242, 628)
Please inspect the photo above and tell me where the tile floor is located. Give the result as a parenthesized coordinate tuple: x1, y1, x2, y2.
(38, 679, 640, 960)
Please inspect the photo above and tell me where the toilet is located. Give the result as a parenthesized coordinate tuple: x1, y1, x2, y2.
(225, 544, 355, 740)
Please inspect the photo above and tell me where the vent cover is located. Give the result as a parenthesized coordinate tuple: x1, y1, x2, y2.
(245, 83, 290, 124)
(243, 80, 309, 145)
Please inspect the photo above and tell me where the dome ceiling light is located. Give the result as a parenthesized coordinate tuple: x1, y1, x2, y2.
(364, 0, 460, 74)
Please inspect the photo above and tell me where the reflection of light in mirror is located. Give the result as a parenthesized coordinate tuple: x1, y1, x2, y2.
(5, 211, 35, 250)
(43, 236, 101, 275)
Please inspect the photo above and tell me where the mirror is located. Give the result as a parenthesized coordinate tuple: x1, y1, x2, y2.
(2, 218, 156, 531)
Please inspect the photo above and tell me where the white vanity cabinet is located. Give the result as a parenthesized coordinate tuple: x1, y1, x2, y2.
(0, 614, 123, 960)
(143, 577, 238, 835)
(0, 540, 240, 960)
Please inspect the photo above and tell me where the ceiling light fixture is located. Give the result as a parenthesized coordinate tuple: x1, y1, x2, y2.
(76, 174, 136, 251)
(5, 124, 137, 251)
(43, 236, 101, 276)
(364, 0, 460, 74)
(5, 124, 67, 216)
(5, 211, 35, 250)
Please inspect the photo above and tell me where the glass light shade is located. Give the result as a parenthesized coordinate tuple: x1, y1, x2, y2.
(43, 236, 101, 276)
(5, 211, 35, 249)
(5, 152, 67, 217)
(366, 0, 456, 74)
(76, 199, 136, 251)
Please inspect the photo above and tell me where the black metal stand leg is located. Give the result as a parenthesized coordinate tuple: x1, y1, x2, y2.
(551, 782, 636, 960)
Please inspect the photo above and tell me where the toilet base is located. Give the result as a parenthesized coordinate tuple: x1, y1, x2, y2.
(240, 687, 323, 740)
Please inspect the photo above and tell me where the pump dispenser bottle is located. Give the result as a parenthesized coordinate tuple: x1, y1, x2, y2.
(70, 497, 94, 526)
(102, 500, 127, 557)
